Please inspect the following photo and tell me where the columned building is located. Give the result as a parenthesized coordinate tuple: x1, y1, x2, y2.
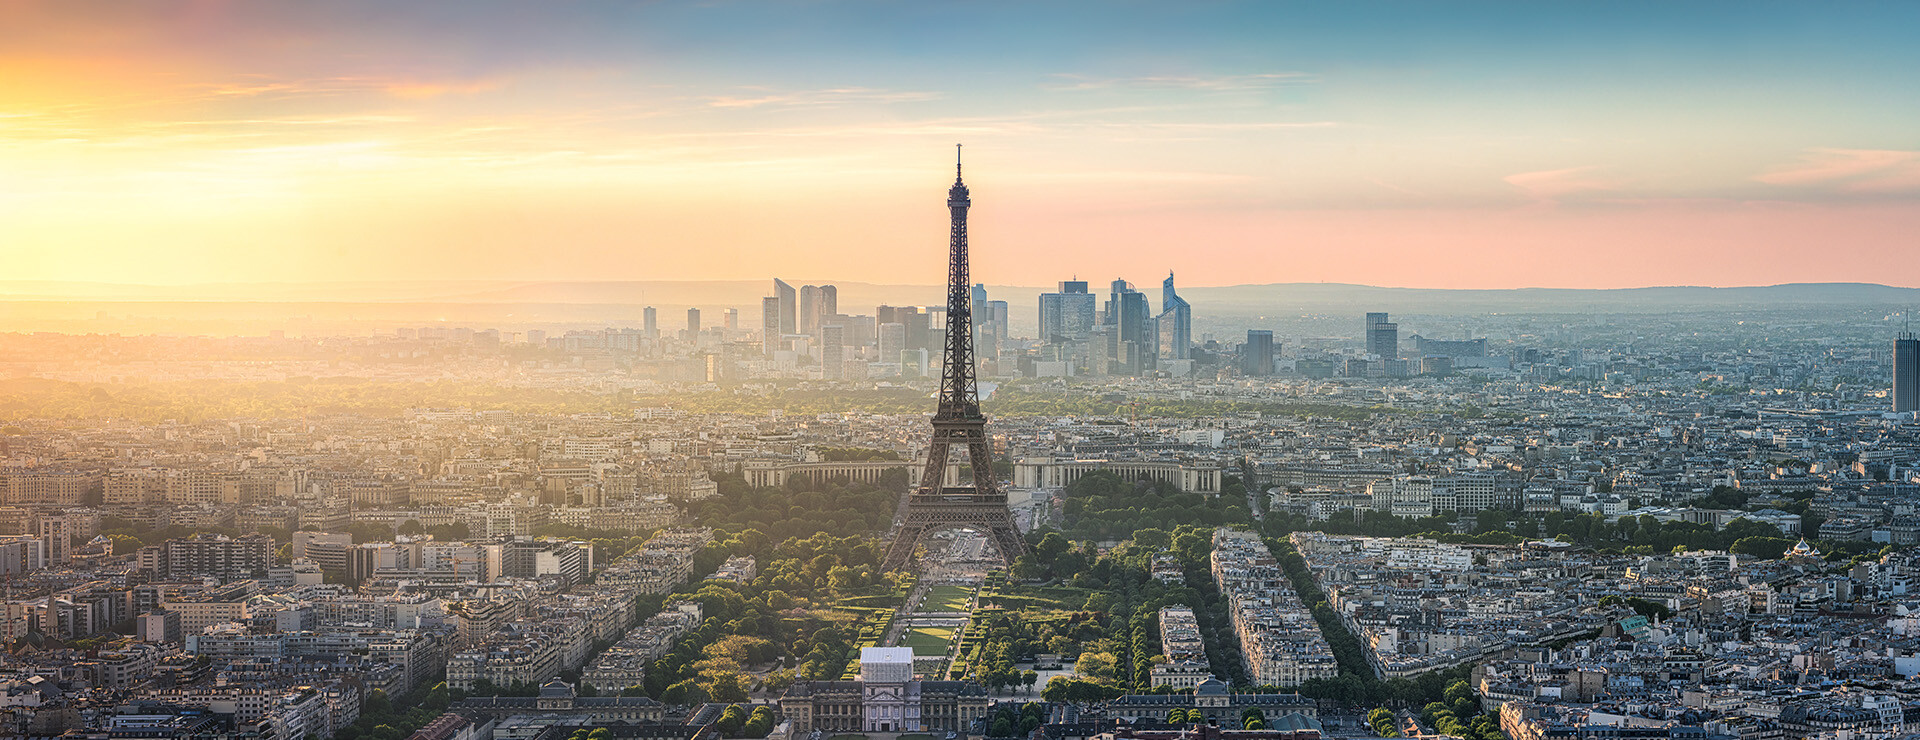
(1012, 458, 1222, 494)
(742, 460, 926, 489)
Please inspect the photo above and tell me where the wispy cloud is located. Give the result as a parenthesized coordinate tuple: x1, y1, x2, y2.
(1044, 72, 1318, 92)
(385, 78, 509, 99)
(1503, 166, 1619, 203)
(1755, 148, 1920, 193)
(704, 87, 942, 109)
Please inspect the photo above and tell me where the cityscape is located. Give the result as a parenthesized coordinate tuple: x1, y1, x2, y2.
(4, 4, 1920, 740)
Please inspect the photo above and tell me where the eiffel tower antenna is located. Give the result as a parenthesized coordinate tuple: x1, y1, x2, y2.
(882, 147, 1030, 572)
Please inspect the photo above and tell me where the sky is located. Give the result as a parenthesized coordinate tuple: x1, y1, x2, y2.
(3, 1, 1919, 290)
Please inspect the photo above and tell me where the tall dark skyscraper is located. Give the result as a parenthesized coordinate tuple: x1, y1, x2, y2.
(761, 297, 781, 355)
(1244, 330, 1275, 376)
(772, 279, 797, 335)
(685, 307, 701, 335)
(1038, 280, 1096, 342)
(883, 147, 1028, 571)
(1159, 271, 1192, 361)
(643, 306, 658, 338)
(1897, 331, 1919, 413)
(820, 324, 845, 380)
(1107, 282, 1154, 375)
(968, 283, 1006, 360)
(1366, 312, 1398, 359)
(798, 284, 820, 335)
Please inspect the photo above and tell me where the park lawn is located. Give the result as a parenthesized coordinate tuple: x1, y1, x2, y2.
(899, 626, 956, 656)
(918, 585, 974, 612)
(1000, 584, 1092, 610)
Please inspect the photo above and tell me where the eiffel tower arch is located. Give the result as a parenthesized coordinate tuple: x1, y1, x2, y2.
(881, 146, 1030, 572)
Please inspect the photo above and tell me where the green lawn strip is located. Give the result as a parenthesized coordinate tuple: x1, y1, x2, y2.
(900, 626, 956, 656)
(916, 584, 975, 613)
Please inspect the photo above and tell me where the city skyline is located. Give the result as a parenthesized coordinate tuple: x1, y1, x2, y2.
(5, 2, 1920, 290)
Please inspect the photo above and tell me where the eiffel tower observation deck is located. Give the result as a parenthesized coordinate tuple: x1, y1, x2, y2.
(880, 146, 1030, 572)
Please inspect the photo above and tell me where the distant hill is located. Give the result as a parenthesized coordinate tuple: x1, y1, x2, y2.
(1186, 282, 1920, 313)
(0, 281, 1913, 334)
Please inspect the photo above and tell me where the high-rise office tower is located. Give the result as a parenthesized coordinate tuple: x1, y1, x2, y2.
(1039, 280, 1097, 343)
(1104, 280, 1154, 375)
(1244, 330, 1275, 376)
(1104, 279, 1131, 326)
(968, 284, 1003, 360)
(879, 322, 906, 366)
(901, 306, 929, 350)
(761, 297, 782, 355)
(1897, 331, 1919, 413)
(773, 279, 797, 335)
(1366, 312, 1398, 359)
(820, 285, 838, 318)
(799, 285, 821, 335)
(686, 308, 701, 335)
(643, 307, 658, 338)
(1037, 293, 1065, 341)
(821, 324, 845, 380)
(724, 308, 738, 330)
(1159, 271, 1192, 361)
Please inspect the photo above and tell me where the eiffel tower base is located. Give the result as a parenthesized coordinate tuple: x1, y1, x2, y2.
(881, 488, 1027, 572)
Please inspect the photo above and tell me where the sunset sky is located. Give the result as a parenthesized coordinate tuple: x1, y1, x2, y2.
(3, 1, 1918, 290)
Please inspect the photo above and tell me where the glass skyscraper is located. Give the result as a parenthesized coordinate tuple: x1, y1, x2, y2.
(1897, 331, 1918, 413)
(1159, 272, 1192, 361)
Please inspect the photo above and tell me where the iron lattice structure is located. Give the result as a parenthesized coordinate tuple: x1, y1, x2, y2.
(881, 147, 1030, 571)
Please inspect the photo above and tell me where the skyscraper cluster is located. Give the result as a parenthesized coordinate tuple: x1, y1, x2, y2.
(1034, 272, 1192, 377)
(760, 279, 942, 379)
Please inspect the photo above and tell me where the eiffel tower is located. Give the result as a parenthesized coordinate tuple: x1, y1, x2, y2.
(881, 146, 1030, 572)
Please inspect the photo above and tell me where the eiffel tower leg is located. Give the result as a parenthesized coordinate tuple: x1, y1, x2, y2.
(882, 522, 926, 572)
(919, 435, 953, 492)
(987, 521, 1027, 564)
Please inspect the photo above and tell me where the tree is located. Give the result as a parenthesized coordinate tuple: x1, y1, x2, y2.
(662, 678, 707, 705)
(717, 705, 746, 737)
(706, 672, 750, 704)
(397, 520, 426, 536)
(108, 534, 144, 557)
(1625, 597, 1672, 621)
(364, 689, 392, 716)
(1035, 533, 1071, 567)
(1021, 669, 1038, 694)
(1074, 651, 1119, 683)
(744, 707, 774, 738)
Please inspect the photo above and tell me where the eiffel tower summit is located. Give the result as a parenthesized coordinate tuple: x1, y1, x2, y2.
(881, 146, 1031, 572)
